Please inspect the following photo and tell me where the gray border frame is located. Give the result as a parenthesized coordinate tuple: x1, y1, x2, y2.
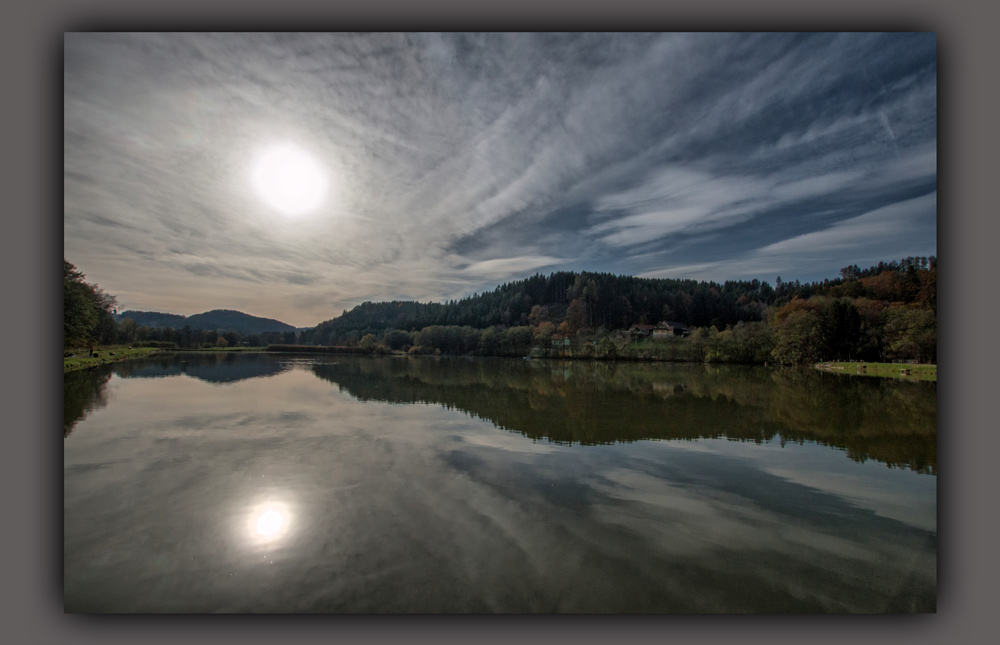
(5, 0, 995, 642)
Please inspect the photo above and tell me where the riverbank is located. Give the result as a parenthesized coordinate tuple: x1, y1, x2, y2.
(174, 346, 268, 353)
(63, 346, 161, 373)
(62, 345, 937, 382)
(815, 361, 937, 382)
(63, 345, 279, 373)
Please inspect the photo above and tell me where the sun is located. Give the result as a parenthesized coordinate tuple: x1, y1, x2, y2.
(255, 509, 285, 536)
(251, 143, 327, 215)
(245, 501, 293, 544)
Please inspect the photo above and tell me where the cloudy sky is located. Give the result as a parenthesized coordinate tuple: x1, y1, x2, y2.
(64, 33, 937, 328)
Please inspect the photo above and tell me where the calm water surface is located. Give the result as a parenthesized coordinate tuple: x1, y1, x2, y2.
(64, 353, 936, 613)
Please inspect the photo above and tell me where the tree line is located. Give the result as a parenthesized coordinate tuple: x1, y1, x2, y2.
(66, 256, 936, 365)
(299, 257, 936, 365)
(118, 325, 298, 349)
(301, 271, 775, 345)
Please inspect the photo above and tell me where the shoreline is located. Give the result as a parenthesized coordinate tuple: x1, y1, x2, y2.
(815, 361, 937, 382)
(63, 346, 161, 373)
(63, 345, 274, 373)
(64, 346, 937, 382)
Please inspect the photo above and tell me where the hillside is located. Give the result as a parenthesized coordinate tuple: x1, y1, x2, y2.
(116, 309, 297, 335)
(300, 257, 936, 363)
(303, 271, 771, 345)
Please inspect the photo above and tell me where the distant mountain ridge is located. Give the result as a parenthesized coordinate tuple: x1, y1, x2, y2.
(116, 309, 298, 335)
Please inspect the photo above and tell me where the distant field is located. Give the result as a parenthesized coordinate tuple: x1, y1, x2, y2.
(816, 361, 937, 382)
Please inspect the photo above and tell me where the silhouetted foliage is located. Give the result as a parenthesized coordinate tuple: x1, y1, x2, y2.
(64, 260, 117, 351)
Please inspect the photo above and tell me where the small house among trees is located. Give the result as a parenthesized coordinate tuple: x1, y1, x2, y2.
(652, 322, 690, 338)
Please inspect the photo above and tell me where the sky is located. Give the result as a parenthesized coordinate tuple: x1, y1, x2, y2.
(64, 33, 937, 328)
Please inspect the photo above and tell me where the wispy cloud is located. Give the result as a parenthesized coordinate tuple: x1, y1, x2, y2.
(640, 191, 937, 282)
(461, 256, 569, 280)
(585, 166, 870, 248)
(758, 192, 937, 256)
(64, 33, 936, 326)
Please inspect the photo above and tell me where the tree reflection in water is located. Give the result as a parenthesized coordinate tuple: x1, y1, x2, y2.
(64, 352, 291, 436)
(311, 356, 936, 473)
(65, 354, 935, 473)
(64, 369, 112, 437)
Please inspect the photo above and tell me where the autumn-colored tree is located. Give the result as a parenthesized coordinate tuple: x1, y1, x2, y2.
(566, 298, 588, 332)
(533, 321, 556, 343)
(861, 271, 906, 302)
(528, 304, 553, 326)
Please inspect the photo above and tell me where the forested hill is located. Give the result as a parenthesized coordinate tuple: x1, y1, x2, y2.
(301, 257, 936, 346)
(114, 311, 187, 329)
(116, 309, 297, 335)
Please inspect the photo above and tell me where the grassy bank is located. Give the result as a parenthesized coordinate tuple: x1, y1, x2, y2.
(178, 346, 267, 352)
(63, 346, 160, 373)
(815, 361, 936, 382)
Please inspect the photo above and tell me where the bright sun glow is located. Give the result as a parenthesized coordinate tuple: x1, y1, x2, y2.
(251, 144, 326, 215)
(247, 502, 292, 543)
(255, 509, 285, 536)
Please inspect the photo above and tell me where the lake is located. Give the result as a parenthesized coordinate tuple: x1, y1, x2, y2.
(64, 353, 936, 613)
